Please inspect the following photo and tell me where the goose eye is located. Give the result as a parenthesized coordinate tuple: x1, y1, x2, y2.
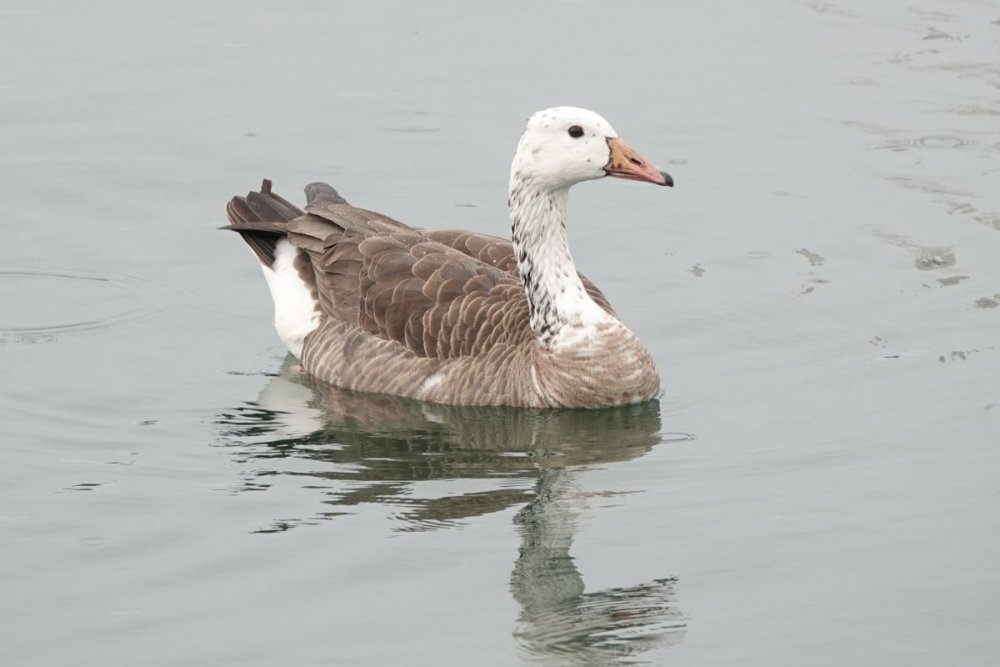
(567, 125, 584, 138)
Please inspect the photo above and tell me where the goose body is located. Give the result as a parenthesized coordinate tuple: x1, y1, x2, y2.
(225, 107, 672, 408)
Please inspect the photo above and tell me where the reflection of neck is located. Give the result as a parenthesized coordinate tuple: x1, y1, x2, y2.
(510, 468, 584, 610)
(508, 178, 607, 345)
(509, 467, 688, 661)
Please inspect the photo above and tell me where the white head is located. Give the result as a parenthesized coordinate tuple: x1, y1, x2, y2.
(510, 106, 673, 190)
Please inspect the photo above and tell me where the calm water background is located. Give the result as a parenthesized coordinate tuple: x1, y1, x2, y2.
(2, 1, 999, 665)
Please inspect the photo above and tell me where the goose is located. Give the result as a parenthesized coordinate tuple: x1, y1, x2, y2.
(225, 107, 672, 409)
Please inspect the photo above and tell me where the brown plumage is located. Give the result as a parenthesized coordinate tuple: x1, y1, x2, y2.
(224, 107, 672, 408)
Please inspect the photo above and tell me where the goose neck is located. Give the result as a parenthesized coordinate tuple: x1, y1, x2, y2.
(508, 178, 605, 344)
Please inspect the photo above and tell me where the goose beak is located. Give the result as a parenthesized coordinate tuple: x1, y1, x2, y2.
(604, 137, 673, 187)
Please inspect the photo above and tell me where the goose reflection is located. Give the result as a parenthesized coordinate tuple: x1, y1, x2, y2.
(217, 361, 688, 661)
(512, 469, 686, 664)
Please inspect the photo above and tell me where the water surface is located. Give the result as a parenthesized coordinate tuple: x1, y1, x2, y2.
(2, 1, 999, 665)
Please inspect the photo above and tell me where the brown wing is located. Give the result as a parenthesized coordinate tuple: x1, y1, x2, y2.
(420, 229, 615, 315)
(284, 182, 614, 359)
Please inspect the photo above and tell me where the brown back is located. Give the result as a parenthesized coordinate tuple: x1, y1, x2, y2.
(232, 181, 615, 361)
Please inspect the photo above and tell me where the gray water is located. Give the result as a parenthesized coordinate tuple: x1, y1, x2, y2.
(2, 1, 999, 665)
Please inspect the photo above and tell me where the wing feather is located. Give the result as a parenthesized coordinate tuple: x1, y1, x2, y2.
(277, 182, 613, 360)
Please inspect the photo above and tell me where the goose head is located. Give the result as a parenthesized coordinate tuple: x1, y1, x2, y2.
(510, 106, 673, 190)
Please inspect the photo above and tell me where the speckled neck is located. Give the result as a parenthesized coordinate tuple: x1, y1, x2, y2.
(508, 176, 606, 345)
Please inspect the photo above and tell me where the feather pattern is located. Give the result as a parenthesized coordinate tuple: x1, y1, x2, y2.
(224, 107, 670, 408)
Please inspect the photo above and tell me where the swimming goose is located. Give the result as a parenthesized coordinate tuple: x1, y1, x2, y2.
(225, 107, 672, 408)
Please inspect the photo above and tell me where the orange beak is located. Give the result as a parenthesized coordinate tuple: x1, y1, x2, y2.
(604, 137, 673, 187)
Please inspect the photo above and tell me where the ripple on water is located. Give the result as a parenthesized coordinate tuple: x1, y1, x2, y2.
(974, 295, 1000, 309)
(876, 135, 973, 152)
(914, 247, 956, 271)
(0, 269, 163, 343)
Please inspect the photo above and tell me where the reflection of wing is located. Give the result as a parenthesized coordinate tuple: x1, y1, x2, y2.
(511, 469, 686, 663)
(215, 360, 672, 531)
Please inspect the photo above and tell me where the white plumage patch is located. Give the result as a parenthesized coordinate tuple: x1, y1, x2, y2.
(419, 372, 445, 393)
(260, 239, 320, 358)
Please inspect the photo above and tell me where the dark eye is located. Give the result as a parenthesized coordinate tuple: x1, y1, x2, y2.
(567, 125, 584, 138)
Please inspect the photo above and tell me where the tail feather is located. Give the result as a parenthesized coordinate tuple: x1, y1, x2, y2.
(224, 179, 304, 267)
(224, 179, 322, 358)
(304, 181, 350, 207)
